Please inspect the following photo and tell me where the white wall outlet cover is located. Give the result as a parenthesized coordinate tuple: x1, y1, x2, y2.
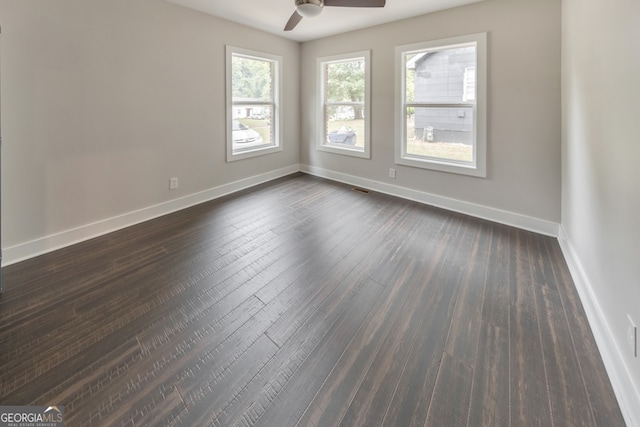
(170, 177, 179, 190)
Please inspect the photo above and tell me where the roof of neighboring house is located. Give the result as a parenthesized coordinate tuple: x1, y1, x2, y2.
(406, 52, 431, 70)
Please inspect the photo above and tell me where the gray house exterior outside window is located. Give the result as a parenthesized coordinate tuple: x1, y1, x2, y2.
(411, 47, 475, 144)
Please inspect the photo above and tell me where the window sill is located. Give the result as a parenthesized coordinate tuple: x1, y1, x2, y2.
(395, 154, 486, 177)
(227, 144, 282, 162)
(317, 143, 370, 159)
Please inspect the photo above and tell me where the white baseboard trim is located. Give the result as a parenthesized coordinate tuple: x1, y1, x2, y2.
(3, 164, 301, 267)
(558, 226, 640, 427)
(4, 163, 558, 266)
(300, 164, 559, 237)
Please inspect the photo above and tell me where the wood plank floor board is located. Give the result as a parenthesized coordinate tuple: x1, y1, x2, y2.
(2, 274, 262, 405)
(0, 224, 290, 404)
(0, 220, 238, 336)
(424, 352, 474, 427)
(58, 290, 268, 425)
(375, 259, 465, 427)
(247, 278, 385, 427)
(338, 215, 471, 427)
(0, 174, 625, 426)
(528, 234, 595, 427)
(444, 220, 492, 367)
(366, 203, 451, 287)
(467, 320, 510, 427)
(294, 259, 421, 427)
(534, 283, 594, 426)
(481, 224, 511, 331)
(268, 184, 362, 237)
(1, 206, 220, 298)
(56, 339, 150, 427)
(0, 225, 294, 392)
(294, 206, 460, 427)
(170, 334, 279, 427)
(218, 247, 401, 426)
(467, 225, 511, 427)
(0, 260, 177, 396)
(186, 269, 383, 427)
(261, 207, 417, 348)
(509, 229, 554, 426)
(544, 238, 626, 426)
(171, 298, 283, 406)
(252, 196, 397, 308)
(321, 258, 445, 427)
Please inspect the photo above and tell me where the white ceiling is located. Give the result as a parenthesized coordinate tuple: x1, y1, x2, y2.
(165, 0, 484, 42)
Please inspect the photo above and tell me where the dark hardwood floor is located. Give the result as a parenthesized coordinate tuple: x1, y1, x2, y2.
(0, 173, 625, 426)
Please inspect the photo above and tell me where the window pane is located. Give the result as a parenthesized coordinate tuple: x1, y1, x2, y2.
(325, 59, 365, 103)
(227, 46, 282, 162)
(317, 51, 370, 159)
(406, 107, 474, 163)
(325, 105, 363, 148)
(405, 46, 476, 104)
(232, 105, 273, 153)
(322, 57, 366, 152)
(232, 55, 273, 102)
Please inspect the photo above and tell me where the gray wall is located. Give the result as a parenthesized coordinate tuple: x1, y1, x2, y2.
(0, 0, 300, 257)
(301, 0, 562, 223)
(562, 0, 640, 422)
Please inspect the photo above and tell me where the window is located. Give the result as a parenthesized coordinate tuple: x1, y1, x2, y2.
(226, 46, 282, 161)
(395, 33, 486, 177)
(317, 51, 371, 159)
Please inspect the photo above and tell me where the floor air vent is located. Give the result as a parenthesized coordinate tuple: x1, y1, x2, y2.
(352, 187, 370, 194)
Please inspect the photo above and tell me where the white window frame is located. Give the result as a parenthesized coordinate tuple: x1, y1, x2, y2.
(395, 33, 487, 177)
(226, 46, 283, 162)
(317, 51, 371, 159)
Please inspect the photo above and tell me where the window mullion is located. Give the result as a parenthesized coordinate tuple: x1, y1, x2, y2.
(405, 103, 476, 109)
(233, 101, 274, 107)
(326, 102, 365, 107)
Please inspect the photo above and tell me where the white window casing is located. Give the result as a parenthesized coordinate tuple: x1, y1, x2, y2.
(317, 50, 371, 159)
(395, 33, 487, 177)
(226, 46, 283, 162)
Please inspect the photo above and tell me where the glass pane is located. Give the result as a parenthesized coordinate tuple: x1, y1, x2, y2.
(325, 58, 365, 103)
(232, 105, 273, 153)
(405, 45, 476, 104)
(232, 55, 274, 102)
(406, 107, 474, 163)
(325, 105, 364, 150)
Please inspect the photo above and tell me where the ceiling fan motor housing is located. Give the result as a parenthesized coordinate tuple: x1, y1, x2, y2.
(296, 0, 324, 17)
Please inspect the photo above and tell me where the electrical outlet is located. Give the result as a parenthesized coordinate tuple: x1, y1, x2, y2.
(627, 315, 637, 358)
(169, 177, 179, 190)
(389, 168, 396, 179)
